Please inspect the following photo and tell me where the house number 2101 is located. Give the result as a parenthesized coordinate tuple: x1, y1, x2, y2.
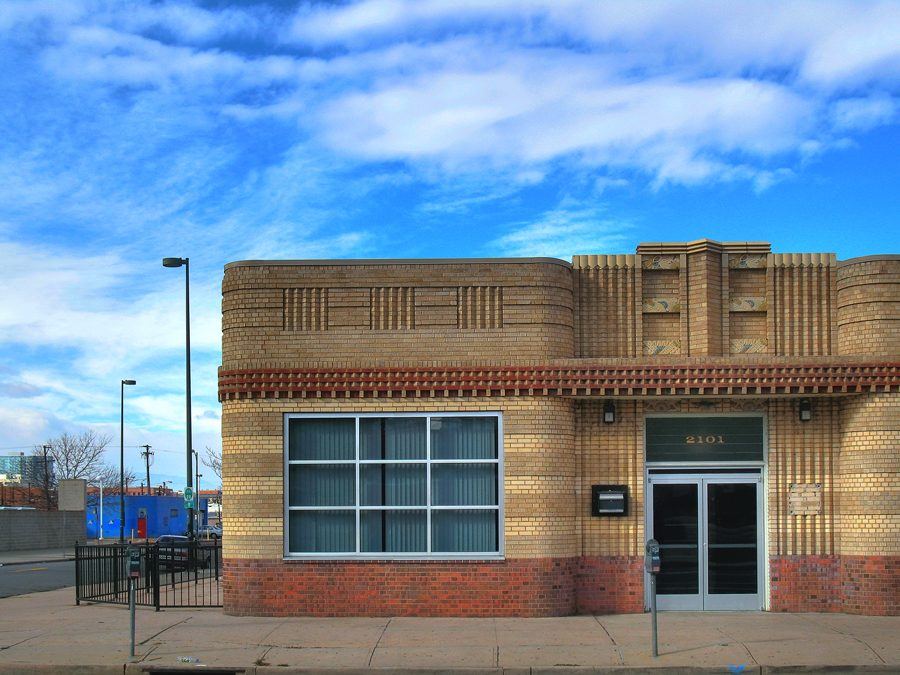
(685, 435, 725, 444)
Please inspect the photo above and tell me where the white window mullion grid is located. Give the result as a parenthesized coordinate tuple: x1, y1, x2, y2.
(426, 415, 432, 554)
(285, 412, 502, 559)
(355, 417, 360, 554)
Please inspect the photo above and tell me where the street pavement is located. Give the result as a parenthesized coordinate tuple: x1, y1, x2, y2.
(0, 560, 74, 598)
(0, 587, 898, 673)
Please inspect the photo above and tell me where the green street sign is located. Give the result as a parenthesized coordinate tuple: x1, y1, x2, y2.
(183, 486, 195, 508)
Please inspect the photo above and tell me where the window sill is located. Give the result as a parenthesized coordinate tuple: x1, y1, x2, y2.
(282, 555, 506, 563)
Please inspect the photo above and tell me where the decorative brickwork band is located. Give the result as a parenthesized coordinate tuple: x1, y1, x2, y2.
(219, 362, 900, 400)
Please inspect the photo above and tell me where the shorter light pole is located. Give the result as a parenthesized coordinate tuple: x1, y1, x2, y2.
(197, 473, 203, 532)
(99, 481, 104, 540)
(120, 379, 136, 542)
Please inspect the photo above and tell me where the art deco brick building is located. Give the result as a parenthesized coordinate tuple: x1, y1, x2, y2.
(219, 239, 899, 617)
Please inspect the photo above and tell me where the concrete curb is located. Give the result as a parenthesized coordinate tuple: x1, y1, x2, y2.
(0, 557, 75, 567)
(2, 664, 895, 675)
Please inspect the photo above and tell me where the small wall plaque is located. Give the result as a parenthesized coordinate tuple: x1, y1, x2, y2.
(788, 482, 822, 516)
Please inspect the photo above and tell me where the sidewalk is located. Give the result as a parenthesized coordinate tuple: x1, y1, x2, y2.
(0, 547, 76, 566)
(0, 587, 897, 674)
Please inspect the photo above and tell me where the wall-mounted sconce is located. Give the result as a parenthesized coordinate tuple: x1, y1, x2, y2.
(799, 398, 812, 422)
(603, 400, 616, 424)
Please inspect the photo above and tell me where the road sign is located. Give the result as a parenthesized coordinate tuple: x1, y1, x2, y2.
(183, 486, 195, 508)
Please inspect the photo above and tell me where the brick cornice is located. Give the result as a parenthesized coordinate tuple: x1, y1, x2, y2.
(218, 362, 900, 401)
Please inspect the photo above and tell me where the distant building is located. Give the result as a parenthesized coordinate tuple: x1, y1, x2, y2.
(0, 454, 53, 487)
(86, 494, 209, 540)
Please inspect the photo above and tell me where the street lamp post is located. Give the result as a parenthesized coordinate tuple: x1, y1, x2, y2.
(120, 379, 136, 542)
(162, 257, 193, 539)
(197, 473, 203, 531)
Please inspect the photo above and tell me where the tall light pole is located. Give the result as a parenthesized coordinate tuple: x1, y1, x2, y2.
(120, 379, 136, 542)
(163, 256, 193, 539)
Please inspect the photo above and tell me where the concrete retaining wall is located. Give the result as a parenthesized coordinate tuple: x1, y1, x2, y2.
(0, 510, 86, 552)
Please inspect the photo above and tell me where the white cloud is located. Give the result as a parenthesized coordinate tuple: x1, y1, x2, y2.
(830, 95, 898, 131)
(491, 204, 632, 259)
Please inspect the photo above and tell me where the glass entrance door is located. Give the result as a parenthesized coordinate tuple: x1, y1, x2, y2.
(648, 473, 763, 611)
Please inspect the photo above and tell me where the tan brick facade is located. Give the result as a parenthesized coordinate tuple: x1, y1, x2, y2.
(220, 243, 899, 616)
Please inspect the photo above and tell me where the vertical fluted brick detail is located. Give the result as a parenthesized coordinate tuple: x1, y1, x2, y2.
(769, 254, 836, 355)
(572, 256, 638, 357)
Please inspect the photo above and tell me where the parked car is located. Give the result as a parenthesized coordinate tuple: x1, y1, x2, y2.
(155, 535, 211, 571)
(197, 524, 222, 540)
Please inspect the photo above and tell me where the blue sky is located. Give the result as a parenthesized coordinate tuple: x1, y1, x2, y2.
(1, 0, 898, 488)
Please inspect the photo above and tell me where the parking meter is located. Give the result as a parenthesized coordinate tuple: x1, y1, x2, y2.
(127, 546, 140, 660)
(128, 547, 141, 579)
(645, 539, 661, 575)
(645, 539, 661, 657)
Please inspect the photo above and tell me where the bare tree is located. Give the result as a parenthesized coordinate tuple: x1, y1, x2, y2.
(33, 431, 137, 509)
(203, 446, 222, 481)
(38, 431, 112, 482)
(32, 443, 55, 510)
(85, 464, 137, 515)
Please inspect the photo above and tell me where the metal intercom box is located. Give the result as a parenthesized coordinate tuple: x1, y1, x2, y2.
(591, 484, 628, 516)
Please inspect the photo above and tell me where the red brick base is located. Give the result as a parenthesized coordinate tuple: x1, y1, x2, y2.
(770, 555, 898, 616)
(575, 556, 645, 614)
(225, 554, 898, 617)
(224, 557, 579, 617)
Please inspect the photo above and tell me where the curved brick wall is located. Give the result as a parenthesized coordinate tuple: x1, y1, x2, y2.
(838, 393, 899, 615)
(836, 256, 900, 356)
(222, 259, 575, 369)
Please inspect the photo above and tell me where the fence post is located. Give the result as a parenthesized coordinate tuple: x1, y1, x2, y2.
(113, 545, 120, 601)
(74, 542, 81, 606)
(153, 544, 160, 612)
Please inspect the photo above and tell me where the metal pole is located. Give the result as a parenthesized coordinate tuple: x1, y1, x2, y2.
(99, 482, 104, 540)
(650, 572, 658, 657)
(120, 381, 125, 542)
(129, 577, 136, 658)
(194, 449, 199, 533)
(185, 259, 194, 540)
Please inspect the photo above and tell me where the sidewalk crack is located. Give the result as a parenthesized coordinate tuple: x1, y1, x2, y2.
(493, 619, 499, 668)
(712, 623, 758, 666)
(798, 615, 886, 665)
(139, 616, 192, 645)
(367, 617, 391, 667)
(593, 615, 623, 665)
(0, 633, 41, 651)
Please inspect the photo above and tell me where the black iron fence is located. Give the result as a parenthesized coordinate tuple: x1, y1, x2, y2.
(75, 540, 222, 610)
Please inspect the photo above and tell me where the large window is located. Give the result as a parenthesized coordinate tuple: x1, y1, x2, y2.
(285, 413, 502, 558)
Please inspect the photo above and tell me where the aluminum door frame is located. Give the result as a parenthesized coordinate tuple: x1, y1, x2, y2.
(701, 474, 764, 610)
(646, 472, 764, 611)
(646, 474, 703, 610)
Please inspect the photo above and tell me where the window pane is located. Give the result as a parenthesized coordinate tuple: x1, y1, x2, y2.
(360, 464, 426, 506)
(289, 419, 354, 461)
(431, 509, 498, 553)
(361, 510, 426, 553)
(289, 465, 355, 506)
(360, 418, 426, 459)
(431, 464, 497, 506)
(430, 417, 497, 459)
(289, 510, 355, 553)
